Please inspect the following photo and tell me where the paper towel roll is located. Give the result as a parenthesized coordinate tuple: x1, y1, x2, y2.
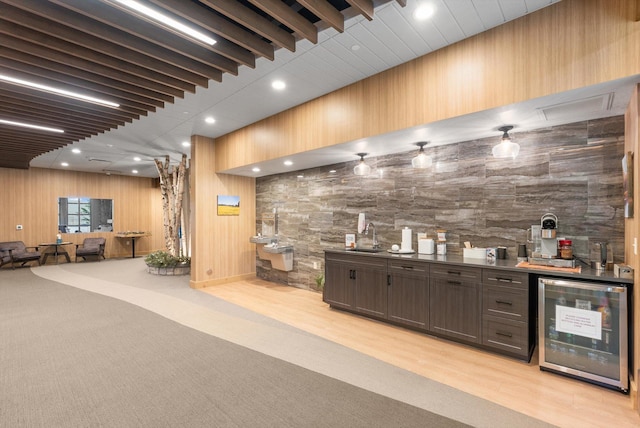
(401, 227, 412, 251)
(357, 213, 366, 234)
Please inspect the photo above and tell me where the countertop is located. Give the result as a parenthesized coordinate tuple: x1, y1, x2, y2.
(324, 248, 633, 285)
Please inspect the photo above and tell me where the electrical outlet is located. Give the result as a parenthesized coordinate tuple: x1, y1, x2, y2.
(16, 225, 23, 230)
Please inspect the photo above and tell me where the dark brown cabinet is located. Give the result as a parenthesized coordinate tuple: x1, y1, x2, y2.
(323, 253, 387, 318)
(387, 259, 429, 330)
(481, 269, 533, 359)
(429, 265, 481, 344)
(324, 250, 534, 361)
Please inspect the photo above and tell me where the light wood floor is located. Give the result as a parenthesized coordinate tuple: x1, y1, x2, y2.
(202, 278, 639, 428)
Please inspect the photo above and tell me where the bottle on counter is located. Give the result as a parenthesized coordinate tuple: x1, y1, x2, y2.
(558, 239, 573, 259)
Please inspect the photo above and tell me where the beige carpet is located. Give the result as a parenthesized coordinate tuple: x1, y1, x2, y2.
(14, 259, 556, 427)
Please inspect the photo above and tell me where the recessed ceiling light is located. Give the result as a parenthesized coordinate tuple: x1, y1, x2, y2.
(71, 148, 81, 154)
(205, 116, 216, 124)
(132, 169, 139, 174)
(329, 170, 336, 173)
(413, 4, 435, 21)
(252, 167, 260, 172)
(61, 162, 69, 167)
(0, 118, 64, 133)
(0, 74, 119, 108)
(182, 141, 191, 147)
(272, 80, 286, 90)
(133, 156, 141, 161)
(284, 160, 293, 166)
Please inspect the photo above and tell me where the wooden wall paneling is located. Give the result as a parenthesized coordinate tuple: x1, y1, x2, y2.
(213, 0, 640, 173)
(190, 135, 256, 288)
(0, 167, 159, 263)
(625, 84, 640, 411)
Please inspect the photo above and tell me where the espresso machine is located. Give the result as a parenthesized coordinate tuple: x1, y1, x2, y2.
(540, 213, 558, 258)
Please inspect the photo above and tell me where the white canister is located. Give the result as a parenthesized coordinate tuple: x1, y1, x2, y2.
(418, 238, 435, 255)
(436, 241, 446, 255)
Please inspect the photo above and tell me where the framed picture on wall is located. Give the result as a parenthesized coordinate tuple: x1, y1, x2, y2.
(217, 195, 240, 216)
(622, 152, 634, 218)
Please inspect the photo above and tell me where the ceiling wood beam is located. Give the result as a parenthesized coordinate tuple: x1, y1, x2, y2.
(0, 1, 224, 81)
(0, 40, 184, 101)
(198, 0, 297, 52)
(0, 19, 203, 92)
(51, 0, 239, 75)
(149, 0, 275, 61)
(247, 0, 318, 44)
(2, 101, 126, 129)
(346, 0, 374, 21)
(296, 0, 344, 33)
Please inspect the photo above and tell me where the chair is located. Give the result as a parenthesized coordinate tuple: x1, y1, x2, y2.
(75, 238, 106, 262)
(0, 241, 41, 269)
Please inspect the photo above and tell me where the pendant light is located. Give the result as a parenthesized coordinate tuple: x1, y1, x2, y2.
(492, 125, 520, 159)
(411, 142, 432, 169)
(353, 153, 371, 176)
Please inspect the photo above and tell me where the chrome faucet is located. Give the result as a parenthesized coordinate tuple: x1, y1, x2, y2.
(365, 222, 379, 248)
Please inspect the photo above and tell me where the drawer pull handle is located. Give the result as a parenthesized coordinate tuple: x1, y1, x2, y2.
(401, 265, 414, 270)
(447, 270, 461, 275)
(496, 277, 513, 282)
(447, 280, 462, 285)
(495, 299, 513, 306)
(496, 330, 513, 338)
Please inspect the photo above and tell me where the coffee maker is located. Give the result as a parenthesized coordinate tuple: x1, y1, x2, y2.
(540, 213, 558, 258)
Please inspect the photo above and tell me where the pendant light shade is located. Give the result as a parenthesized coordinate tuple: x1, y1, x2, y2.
(411, 142, 432, 169)
(492, 126, 519, 159)
(353, 152, 371, 176)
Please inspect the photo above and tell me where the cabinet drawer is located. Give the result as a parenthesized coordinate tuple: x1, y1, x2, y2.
(388, 259, 429, 278)
(483, 285, 528, 320)
(326, 252, 387, 270)
(482, 315, 528, 355)
(482, 269, 528, 289)
(430, 264, 481, 281)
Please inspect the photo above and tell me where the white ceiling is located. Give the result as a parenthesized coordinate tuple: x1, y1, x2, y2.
(30, 0, 637, 179)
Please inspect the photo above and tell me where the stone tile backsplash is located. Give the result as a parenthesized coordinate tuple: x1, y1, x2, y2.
(255, 116, 626, 290)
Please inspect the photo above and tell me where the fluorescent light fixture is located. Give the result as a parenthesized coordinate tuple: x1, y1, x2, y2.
(0, 118, 64, 133)
(0, 74, 120, 108)
(108, 0, 216, 45)
(272, 80, 286, 90)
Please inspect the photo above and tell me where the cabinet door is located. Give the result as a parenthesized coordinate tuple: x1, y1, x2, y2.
(388, 261, 429, 329)
(323, 260, 354, 310)
(429, 277, 480, 343)
(354, 265, 388, 318)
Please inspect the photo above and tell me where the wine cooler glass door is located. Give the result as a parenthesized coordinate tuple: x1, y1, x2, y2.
(538, 278, 628, 392)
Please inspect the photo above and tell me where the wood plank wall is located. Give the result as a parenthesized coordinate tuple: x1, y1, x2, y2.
(0, 167, 163, 260)
(189, 135, 256, 289)
(625, 85, 640, 413)
(214, 0, 640, 172)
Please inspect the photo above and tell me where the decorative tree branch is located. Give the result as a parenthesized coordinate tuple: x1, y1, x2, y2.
(154, 154, 187, 257)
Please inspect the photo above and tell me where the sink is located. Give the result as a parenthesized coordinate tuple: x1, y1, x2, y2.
(349, 248, 384, 253)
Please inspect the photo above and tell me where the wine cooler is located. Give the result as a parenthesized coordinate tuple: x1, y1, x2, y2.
(538, 277, 629, 392)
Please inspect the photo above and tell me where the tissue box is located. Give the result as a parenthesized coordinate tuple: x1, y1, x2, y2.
(463, 248, 487, 259)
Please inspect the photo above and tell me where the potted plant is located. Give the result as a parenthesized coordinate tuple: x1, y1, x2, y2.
(145, 250, 190, 276)
(315, 273, 325, 290)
